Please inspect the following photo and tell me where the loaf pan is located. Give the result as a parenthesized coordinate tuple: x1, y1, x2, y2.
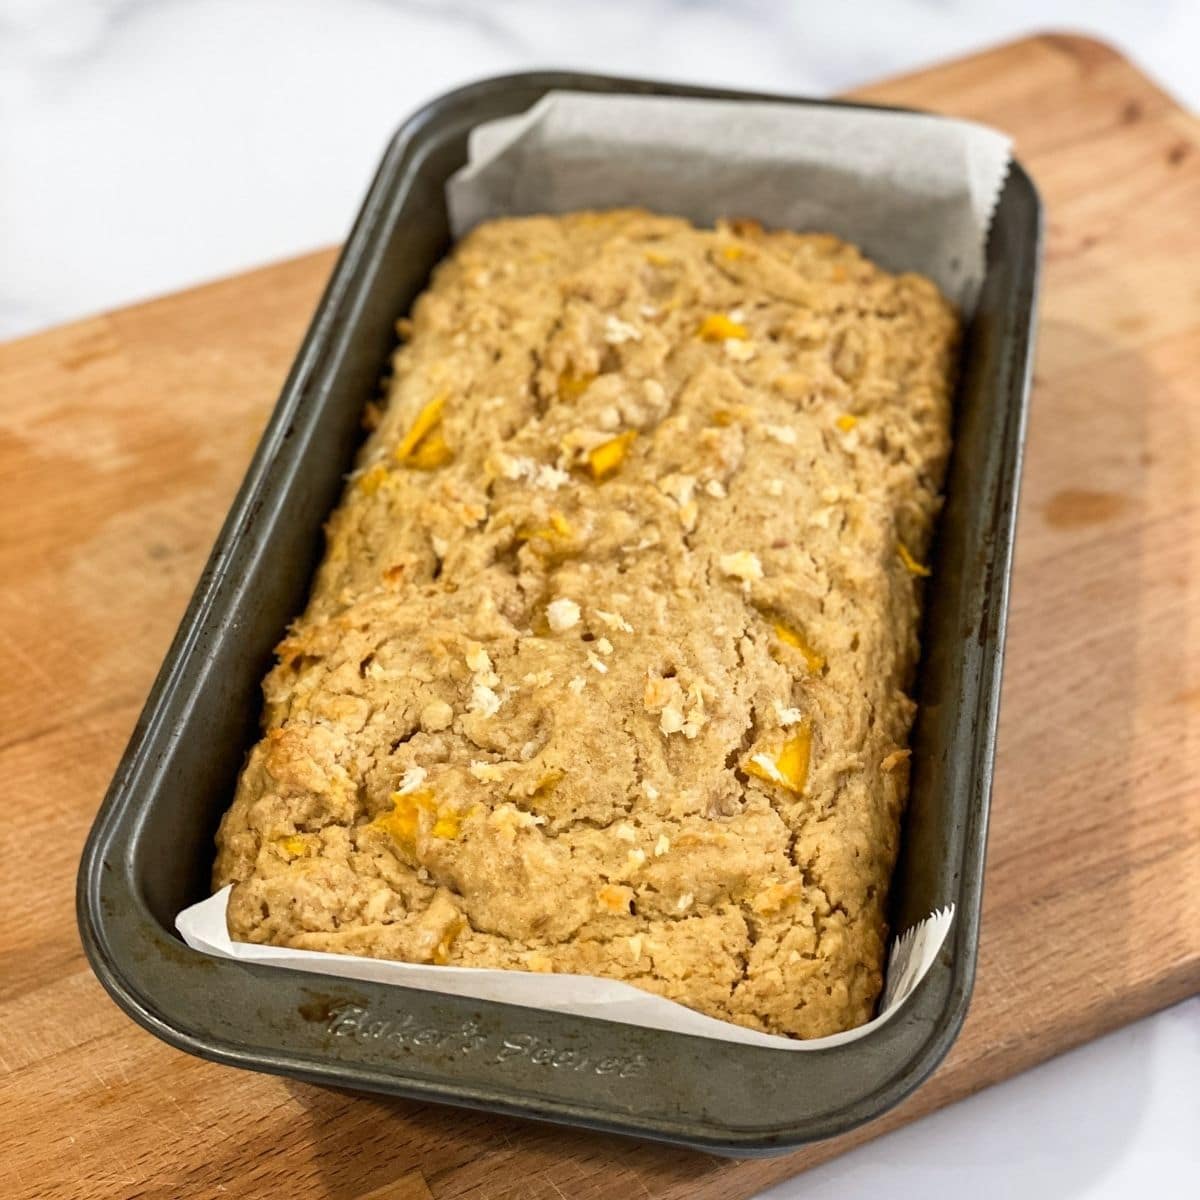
(77, 71, 1040, 1155)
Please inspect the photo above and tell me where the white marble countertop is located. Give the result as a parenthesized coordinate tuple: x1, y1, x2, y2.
(3, 1, 1196, 1196)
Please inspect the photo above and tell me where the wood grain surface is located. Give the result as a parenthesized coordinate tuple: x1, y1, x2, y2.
(1, 33, 1197, 1200)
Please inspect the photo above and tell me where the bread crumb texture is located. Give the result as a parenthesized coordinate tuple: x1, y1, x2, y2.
(214, 210, 959, 1038)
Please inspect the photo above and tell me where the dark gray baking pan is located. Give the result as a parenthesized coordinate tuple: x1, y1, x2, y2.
(77, 71, 1040, 1156)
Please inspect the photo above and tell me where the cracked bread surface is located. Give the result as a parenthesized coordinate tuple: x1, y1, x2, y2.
(213, 209, 959, 1039)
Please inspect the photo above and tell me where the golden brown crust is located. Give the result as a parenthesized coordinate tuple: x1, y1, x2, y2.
(213, 209, 959, 1038)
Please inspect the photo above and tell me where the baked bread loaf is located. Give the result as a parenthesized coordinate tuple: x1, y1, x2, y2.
(214, 209, 958, 1038)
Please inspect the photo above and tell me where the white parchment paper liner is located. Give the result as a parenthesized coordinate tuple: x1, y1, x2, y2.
(179, 890, 953, 1050)
(449, 92, 1012, 312)
(179, 90, 1009, 1047)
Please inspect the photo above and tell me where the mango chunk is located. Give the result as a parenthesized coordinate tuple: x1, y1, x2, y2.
(431, 813, 462, 839)
(394, 396, 450, 466)
(375, 789, 472, 857)
(744, 721, 812, 794)
(587, 431, 637, 481)
(407, 430, 454, 470)
(697, 313, 749, 342)
(373, 789, 435, 851)
(773, 622, 825, 672)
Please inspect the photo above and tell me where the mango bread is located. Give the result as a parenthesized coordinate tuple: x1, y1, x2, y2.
(214, 210, 958, 1038)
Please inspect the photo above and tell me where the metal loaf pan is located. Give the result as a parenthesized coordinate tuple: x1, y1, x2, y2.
(77, 72, 1040, 1155)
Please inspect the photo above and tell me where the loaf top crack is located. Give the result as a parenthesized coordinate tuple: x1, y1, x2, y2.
(214, 209, 959, 1039)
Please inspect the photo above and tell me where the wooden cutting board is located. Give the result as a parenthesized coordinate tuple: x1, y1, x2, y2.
(1, 33, 1197, 1200)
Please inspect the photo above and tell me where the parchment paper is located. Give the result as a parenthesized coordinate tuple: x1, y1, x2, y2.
(179, 890, 954, 1051)
(178, 90, 1009, 1047)
(449, 92, 1012, 312)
